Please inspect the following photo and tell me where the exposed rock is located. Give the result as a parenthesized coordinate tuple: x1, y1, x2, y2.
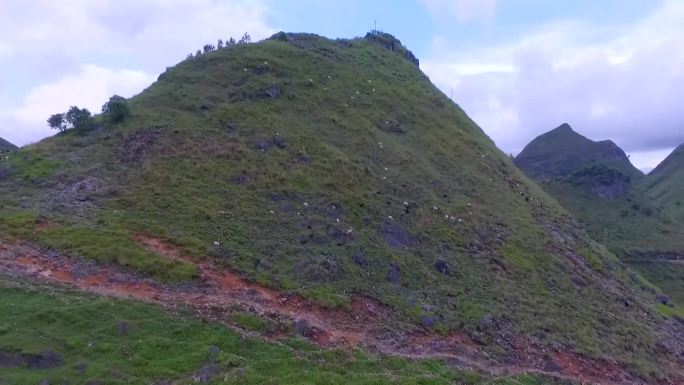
(433, 259, 452, 275)
(656, 294, 672, 306)
(386, 263, 401, 284)
(265, 85, 281, 99)
(420, 316, 436, 328)
(364, 31, 419, 67)
(293, 256, 343, 282)
(255, 136, 287, 152)
(380, 222, 415, 249)
(117, 320, 129, 336)
(119, 128, 160, 163)
(294, 318, 313, 336)
(75, 361, 88, 374)
(352, 250, 367, 266)
(377, 120, 405, 134)
(24, 349, 64, 369)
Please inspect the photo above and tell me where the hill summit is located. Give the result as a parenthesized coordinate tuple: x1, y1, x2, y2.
(515, 123, 643, 186)
(0, 32, 682, 381)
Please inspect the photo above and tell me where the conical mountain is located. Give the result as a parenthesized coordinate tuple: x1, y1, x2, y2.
(515, 123, 643, 182)
(1, 32, 681, 381)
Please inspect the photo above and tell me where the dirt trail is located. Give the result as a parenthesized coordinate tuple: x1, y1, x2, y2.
(0, 236, 663, 385)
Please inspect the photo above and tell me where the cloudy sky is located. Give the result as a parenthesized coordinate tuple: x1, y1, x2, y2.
(1, 0, 682, 171)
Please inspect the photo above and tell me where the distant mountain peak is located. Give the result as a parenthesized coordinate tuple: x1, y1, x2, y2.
(553, 122, 574, 132)
(515, 124, 642, 182)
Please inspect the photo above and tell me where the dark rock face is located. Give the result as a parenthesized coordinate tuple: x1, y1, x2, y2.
(352, 250, 367, 266)
(433, 259, 452, 275)
(293, 256, 343, 282)
(364, 31, 419, 67)
(377, 120, 405, 134)
(119, 128, 160, 163)
(420, 316, 435, 328)
(265, 85, 281, 99)
(255, 136, 287, 152)
(386, 263, 401, 284)
(0, 166, 13, 181)
(117, 320, 129, 336)
(590, 178, 630, 199)
(294, 318, 313, 336)
(380, 222, 415, 249)
(23, 349, 64, 369)
(656, 294, 672, 306)
(570, 166, 632, 199)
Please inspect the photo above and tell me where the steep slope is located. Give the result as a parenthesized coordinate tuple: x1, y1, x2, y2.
(516, 125, 684, 318)
(0, 33, 681, 381)
(642, 143, 684, 222)
(635, 144, 684, 306)
(0, 136, 18, 152)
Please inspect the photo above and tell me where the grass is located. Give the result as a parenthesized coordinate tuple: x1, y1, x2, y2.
(627, 260, 684, 305)
(229, 312, 280, 333)
(514, 124, 684, 302)
(641, 144, 684, 222)
(0, 276, 563, 385)
(0, 32, 677, 378)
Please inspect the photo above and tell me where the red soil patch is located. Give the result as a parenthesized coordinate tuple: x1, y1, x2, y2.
(0, 235, 676, 385)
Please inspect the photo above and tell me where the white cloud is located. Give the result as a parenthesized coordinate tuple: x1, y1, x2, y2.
(629, 147, 677, 174)
(0, 65, 155, 146)
(422, 1, 684, 170)
(0, 0, 277, 146)
(419, 0, 496, 23)
(0, 0, 275, 70)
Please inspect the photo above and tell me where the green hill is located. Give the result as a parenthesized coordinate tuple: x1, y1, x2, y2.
(1, 32, 681, 382)
(642, 144, 684, 223)
(0, 136, 18, 152)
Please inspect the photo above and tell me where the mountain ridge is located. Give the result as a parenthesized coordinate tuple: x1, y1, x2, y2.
(0, 136, 18, 152)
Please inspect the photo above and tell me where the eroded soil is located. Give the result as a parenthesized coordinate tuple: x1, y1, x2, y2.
(0, 236, 674, 385)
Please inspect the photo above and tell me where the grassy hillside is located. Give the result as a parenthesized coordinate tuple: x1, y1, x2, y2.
(0, 32, 681, 379)
(516, 125, 684, 317)
(642, 144, 684, 222)
(1, 276, 559, 385)
(0, 136, 18, 152)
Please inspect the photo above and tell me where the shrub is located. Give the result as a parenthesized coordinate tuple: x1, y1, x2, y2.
(102, 95, 130, 124)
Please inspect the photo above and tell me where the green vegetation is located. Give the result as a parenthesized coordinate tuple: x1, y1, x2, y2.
(47, 106, 95, 133)
(101, 95, 131, 124)
(0, 32, 679, 378)
(0, 277, 561, 385)
(515, 124, 684, 310)
(229, 312, 280, 333)
(641, 144, 684, 222)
